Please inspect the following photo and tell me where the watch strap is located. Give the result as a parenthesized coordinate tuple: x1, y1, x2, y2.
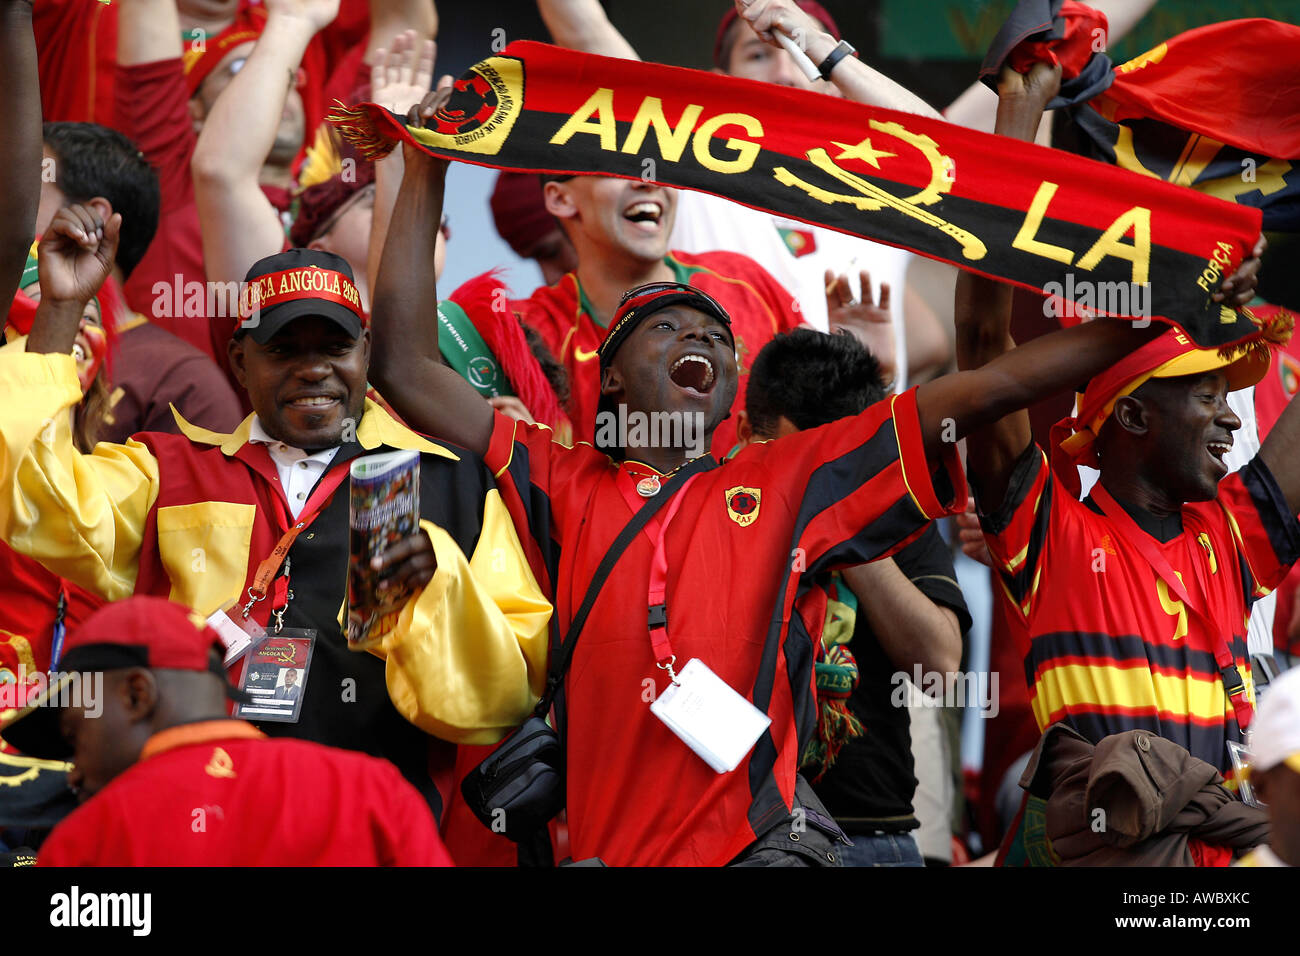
(817, 39, 856, 81)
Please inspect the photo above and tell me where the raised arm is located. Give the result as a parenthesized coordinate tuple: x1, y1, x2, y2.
(943, 0, 1159, 134)
(191, 0, 338, 298)
(926, 287, 1266, 481)
(0, 0, 42, 310)
(320, 3, 439, 303)
(366, 0, 437, 63)
(5, 204, 158, 603)
(369, 89, 495, 456)
(733, 0, 942, 119)
(920, 308, 1163, 464)
(26, 205, 122, 357)
(536, 0, 640, 60)
(951, 64, 1057, 510)
(117, 0, 182, 65)
(367, 29, 437, 301)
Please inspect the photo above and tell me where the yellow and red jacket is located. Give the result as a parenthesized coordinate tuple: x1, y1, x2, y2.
(0, 347, 552, 817)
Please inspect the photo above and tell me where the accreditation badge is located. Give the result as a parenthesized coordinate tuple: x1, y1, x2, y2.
(233, 629, 316, 724)
(1226, 739, 1262, 808)
(648, 658, 771, 773)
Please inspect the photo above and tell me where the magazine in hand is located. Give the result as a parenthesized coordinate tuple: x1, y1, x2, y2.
(347, 449, 420, 651)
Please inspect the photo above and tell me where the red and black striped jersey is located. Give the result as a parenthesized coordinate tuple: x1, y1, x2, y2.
(486, 387, 966, 866)
(980, 444, 1300, 774)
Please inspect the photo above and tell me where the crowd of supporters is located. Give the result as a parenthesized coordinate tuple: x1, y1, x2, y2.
(0, 0, 1297, 871)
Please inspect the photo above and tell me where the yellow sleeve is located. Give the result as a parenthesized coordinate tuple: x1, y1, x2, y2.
(0, 348, 159, 601)
(380, 488, 553, 745)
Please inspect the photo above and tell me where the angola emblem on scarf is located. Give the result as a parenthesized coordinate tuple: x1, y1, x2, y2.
(373, 56, 523, 157)
(725, 486, 761, 527)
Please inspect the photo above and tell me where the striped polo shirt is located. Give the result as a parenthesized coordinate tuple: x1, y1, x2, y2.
(981, 444, 1300, 775)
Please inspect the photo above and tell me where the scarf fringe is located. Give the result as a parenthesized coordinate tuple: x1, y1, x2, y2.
(1217, 307, 1295, 365)
(326, 102, 399, 162)
(800, 700, 866, 783)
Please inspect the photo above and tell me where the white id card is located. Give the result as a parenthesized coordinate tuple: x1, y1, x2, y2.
(649, 658, 771, 773)
(207, 609, 264, 666)
(1227, 739, 1264, 808)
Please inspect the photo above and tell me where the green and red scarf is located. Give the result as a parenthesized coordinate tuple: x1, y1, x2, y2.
(800, 583, 865, 782)
(331, 39, 1273, 351)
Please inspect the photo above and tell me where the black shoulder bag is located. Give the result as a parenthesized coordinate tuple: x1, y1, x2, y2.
(460, 456, 716, 864)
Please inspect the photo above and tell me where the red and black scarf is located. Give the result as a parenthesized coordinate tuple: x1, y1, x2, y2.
(331, 39, 1270, 351)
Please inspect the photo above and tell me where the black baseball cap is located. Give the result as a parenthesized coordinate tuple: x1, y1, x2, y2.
(598, 281, 734, 372)
(234, 248, 365, 345)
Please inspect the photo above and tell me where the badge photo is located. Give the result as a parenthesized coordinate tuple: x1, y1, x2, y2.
(233, 630, 317, 724)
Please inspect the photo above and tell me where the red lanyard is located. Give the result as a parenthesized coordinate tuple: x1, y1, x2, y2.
(241, 465, 350, 625)
(645, 473, 704, 667)
(1091, 483, 1254, 729)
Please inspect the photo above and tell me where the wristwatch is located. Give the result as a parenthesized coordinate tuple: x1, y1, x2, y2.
(817, 39, 857, 81)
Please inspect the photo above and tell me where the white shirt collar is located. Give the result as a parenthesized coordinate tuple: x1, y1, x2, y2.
(248, 416, 340, 466)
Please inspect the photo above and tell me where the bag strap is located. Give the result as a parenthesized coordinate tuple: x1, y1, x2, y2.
(533, 454, 717, 717)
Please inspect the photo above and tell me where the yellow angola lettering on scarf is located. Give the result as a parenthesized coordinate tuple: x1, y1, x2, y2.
(547, 88, 1000, 268)
(551, 88, 765, 175)
(1012, 182, 1151, 285)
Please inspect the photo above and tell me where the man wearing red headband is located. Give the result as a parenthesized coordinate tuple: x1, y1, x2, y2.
(0, 217, 552, 827)
(1, 597, 453, 866)
(365, 100, 1200, 865)
(960, 65, 1292, 784)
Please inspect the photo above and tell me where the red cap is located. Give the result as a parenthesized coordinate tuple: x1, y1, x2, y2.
(0, 598, 239, 760)
(598, 281, 733, 371)
(714, 1, 841, 69)
(490, 172, 559, 258)
(59, 597, 225, 673)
